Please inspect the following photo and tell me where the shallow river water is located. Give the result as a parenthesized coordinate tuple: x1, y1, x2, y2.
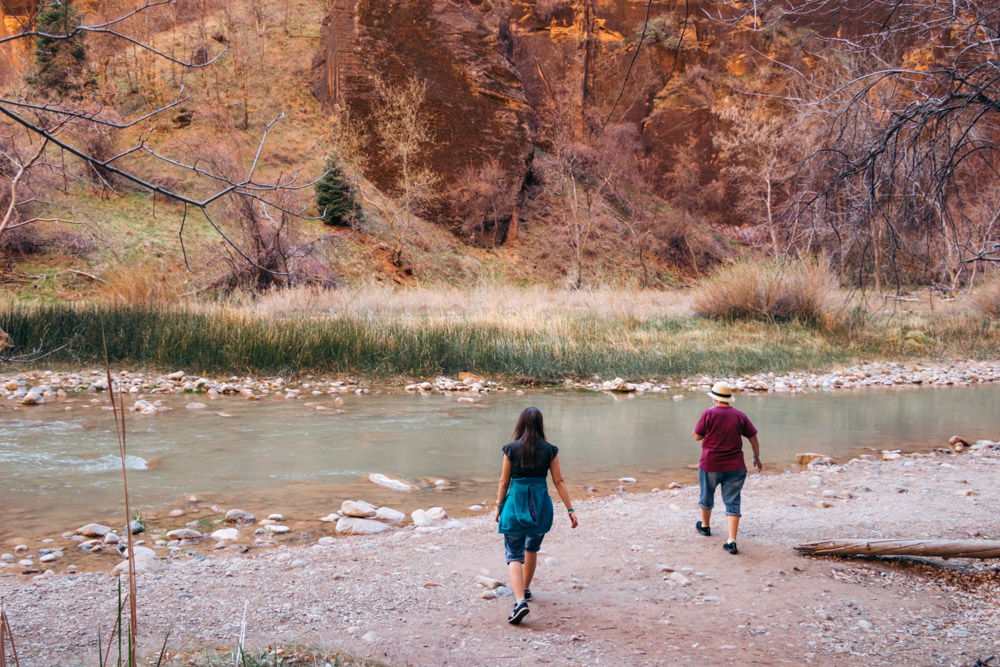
(2, 384, 1000, 540)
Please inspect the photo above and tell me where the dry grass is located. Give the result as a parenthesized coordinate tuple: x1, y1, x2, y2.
(970, 274, 1000, 317)
(692, 256, 840, 321)
(237, 284, 694, 323)
(97, 262, 184, 306)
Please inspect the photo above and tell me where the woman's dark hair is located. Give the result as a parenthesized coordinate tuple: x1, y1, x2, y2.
(511, 407, 546, 469)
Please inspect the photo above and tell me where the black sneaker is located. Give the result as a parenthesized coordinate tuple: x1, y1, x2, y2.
(695, 521, 711, 537)
(508, 600, 529, 624)
(723, 540, 739, 555)
(523, 588, 532, 600)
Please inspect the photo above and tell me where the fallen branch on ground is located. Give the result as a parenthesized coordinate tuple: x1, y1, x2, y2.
(795, 539, 1000, 560)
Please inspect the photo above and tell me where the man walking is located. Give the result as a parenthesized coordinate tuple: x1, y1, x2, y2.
(692, 381, 762, 555)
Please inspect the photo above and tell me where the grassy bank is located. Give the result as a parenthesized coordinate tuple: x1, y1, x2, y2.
(3, 288, 999, 380)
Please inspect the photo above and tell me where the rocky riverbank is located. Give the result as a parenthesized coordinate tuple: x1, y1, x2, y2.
(3, 359, 1000, 407)
(1, 439, 999, 665)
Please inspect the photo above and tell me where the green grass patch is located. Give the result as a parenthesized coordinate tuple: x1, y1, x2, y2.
(3, 300, 999, 380)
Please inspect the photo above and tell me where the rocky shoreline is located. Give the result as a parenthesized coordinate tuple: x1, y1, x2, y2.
(2, 359, 1000, 406)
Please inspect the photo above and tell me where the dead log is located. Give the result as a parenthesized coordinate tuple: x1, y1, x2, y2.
(795, 539, 1000, 560)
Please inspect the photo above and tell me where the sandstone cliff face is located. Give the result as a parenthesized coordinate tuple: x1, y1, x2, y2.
(311, 0, 763, 231)
(311, 0, 535, 230)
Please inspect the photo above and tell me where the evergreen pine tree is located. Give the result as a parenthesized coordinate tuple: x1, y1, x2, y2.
(31, 0, 88, 94)
(316, 159, 361, 227)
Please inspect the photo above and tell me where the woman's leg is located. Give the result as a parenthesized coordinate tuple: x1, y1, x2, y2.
(523, 552, 538, 589)
(508, 560, 525, 600)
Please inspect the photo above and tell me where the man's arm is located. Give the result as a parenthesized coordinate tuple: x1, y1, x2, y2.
(748, 435, 762, 472)
(693, 431, 704, 441)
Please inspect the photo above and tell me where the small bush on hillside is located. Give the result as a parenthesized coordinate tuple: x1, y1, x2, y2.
(692, 256, 838, 321)
(316, 160, 361, 227)
(970, 275, 1000, 317)
(30, 0, 89, 94)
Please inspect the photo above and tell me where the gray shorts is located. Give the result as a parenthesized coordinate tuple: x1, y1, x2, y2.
(699, 469, 747, 517)
(504, 534, 544, 563)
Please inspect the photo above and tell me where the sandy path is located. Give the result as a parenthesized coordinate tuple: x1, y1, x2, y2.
(2, 449, 999, 666)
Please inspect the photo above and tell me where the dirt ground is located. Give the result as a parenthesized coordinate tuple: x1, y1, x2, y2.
(2, 448, 999, 666)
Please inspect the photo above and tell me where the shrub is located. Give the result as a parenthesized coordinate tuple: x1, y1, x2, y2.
(692, 256, 838, 321)
(970, 274, 1000, 317)
(315, 159, 361, 227)
(30, 0, 89, 95)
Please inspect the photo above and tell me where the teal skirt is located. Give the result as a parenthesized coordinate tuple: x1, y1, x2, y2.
(498, 477, 554, 536)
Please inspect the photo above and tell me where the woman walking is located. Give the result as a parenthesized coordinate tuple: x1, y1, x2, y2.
(495, 407, 578, 624)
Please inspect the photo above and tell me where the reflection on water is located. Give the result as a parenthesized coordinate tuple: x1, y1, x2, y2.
(2, 384, 999, 537)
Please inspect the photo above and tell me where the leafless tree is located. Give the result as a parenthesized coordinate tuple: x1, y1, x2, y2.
(371, 76, 437, 266)
(455, 158, 516, 247)
(707, 0, 1000, 292)
(0, 0, 322, 282)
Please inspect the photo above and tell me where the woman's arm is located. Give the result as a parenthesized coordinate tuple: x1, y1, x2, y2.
(549, 455, 579, 528)
(494, 455, 512, 523)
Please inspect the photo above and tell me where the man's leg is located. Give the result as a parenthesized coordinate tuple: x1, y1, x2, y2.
(720, 470, 747, 550)
(727, 514, 740, 542)
(697, 470, 716, 535)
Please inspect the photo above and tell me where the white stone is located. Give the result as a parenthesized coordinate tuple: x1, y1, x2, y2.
(317, 536, 336, 546)
(368, 473, 415, 492)
(475, 575, 505, 590)
(341, 500, 377, 517)
(169, 509, 185, 517)
(669, 572, 691, 586)
(375, 507, 406, 523)
(268, 513, 284, 521)
(319, 513, 341, 523)
(14, 545, 28, 555)
(544, 557, 559, 567)
(166, 529, 203, 540)
(185, 402, 207, 410)
(619, 477, 637, 484)
(411, 509, 435, 527)
(468, 505, 484, 511)
(76, 523, 111, 538)
(211, 528, 239, 541)
(18, 559, 33, 567)
(426, 507, 448, 521)
(225, 509, 255, 524)
(480, 589, 496, 600)
(335, 517, 390, 536)
(266, 525, 290, 534)
(103, 533, 120, 545)
(362, 631, 378, 643)
(808, 476, 823, 487)
(39, 552, 61, 563)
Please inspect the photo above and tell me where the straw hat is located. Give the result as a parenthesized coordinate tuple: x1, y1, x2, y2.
(707, 381, 734, 403)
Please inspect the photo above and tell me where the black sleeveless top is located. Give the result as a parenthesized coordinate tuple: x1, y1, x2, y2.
(502, 440, 559, 479)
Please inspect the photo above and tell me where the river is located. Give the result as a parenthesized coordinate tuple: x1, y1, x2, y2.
(2, 384, 999, 541)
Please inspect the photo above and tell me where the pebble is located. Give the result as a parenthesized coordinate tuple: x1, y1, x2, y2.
(268, 513, 284, 521)
(39, 552, 62, 563)
(480, 589, 496, 600)
(0, 554, 13, 563)
(468, 505, 484, 511)
(619, 477, 637, 484)
(18, 559, 33, 567)
(14, 545, 28, 555)
(368, 473, 416, 492)
(169, 509, 185, 517)
(544, 557, 559, 567)
(495, 586, 513, 597)
(76, 524, 111, 538)
(411, 510, 435, 527)
(426, 507, 448, 521)
(265, 525, 290, 534)
(857, 620, 873, 631)
(808, 476, 823, 487)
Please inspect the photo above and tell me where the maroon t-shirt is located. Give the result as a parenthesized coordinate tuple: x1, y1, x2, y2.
(694, 405, 758, 472)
